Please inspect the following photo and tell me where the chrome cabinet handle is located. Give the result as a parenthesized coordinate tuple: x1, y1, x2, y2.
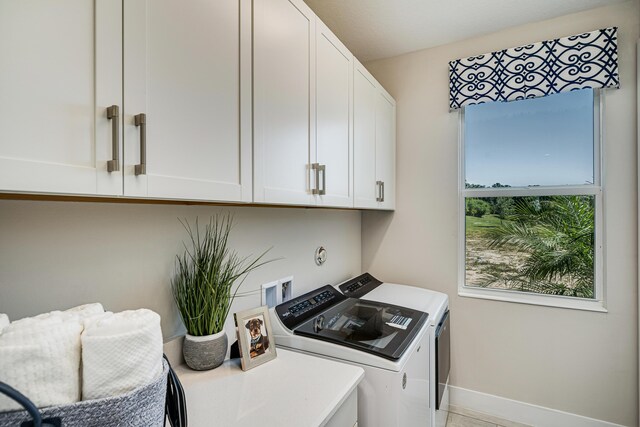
(381, 181, 385, 202)
(376, 180, 383, 202)
(134, 113, 146, 176)
(311, 164, 327, 195)
(106, 105, 120, 172)
(318, 164, 326, 195)
(311, 163, 320, 195)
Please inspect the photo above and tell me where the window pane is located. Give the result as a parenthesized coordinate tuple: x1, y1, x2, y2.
(465, 195, 595, 299)
(465, 89, 594, 188)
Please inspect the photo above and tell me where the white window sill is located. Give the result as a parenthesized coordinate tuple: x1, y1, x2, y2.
(458, 286, 607, 312)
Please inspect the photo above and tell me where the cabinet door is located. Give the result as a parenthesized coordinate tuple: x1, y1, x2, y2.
(123, 0, 251, 202)
(376, 88, 396, 210)
(315, 20, 353, 208)
(0, 0, 122, 196)
(353, 61, 379, 209)
(253, 0, 316, 205)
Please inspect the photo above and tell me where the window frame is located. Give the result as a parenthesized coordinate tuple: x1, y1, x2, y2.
(457, 90, 606, 312)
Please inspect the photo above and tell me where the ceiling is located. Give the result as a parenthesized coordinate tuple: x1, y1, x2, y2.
(303, 0, 628, 62)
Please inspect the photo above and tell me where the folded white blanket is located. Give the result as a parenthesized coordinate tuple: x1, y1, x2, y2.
(0, 312, 82, 411)
(81, 309, 163, 400)
(0, 313, 9, 333)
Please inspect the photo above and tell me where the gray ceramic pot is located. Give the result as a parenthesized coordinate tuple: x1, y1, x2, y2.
(183, 330, 228, 371)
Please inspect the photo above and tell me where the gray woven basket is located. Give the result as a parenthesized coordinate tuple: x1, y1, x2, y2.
(0, 360, 169, 427)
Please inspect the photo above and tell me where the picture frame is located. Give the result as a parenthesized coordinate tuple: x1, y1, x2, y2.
(234, 305, 277, 371)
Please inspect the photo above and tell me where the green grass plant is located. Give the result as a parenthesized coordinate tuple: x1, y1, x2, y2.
(171, 214, 276, 336)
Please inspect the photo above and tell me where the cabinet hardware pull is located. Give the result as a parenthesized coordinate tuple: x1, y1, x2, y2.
(134, 113, 146, 176)
(376, 180, 383, 202)
(106, 105, 120, 172)
(381, 181, 385, 202)
(319, 164, 326, 195)
(311, 163, 320, 195)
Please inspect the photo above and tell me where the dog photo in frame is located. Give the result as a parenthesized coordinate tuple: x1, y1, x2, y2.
(234, 305, 277, 371)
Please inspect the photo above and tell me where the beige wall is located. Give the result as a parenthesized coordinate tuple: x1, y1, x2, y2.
(363, 2, 639, 425)
(0, 201, 361, 342)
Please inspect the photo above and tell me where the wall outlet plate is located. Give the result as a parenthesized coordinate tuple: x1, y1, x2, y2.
(279, 276, 293, 302)
(261, 281, 280, 308)
(262, 276, 294, 307)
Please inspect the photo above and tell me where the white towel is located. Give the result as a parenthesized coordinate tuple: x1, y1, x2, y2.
(81, 309, 163, 400)
(0, 312, 83, 411)
(5, 303, 104, 329)
(65, 303, 105, 319)
(3, 304, 104, 334)
(2, 311, 76, 334)
(0, 314, 9, 333)
(64, 303, 105, 328)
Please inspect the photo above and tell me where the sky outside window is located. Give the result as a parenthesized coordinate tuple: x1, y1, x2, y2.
(464, 89, 594, 188)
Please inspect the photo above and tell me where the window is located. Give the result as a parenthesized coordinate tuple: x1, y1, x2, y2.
(459, 89, 604, 311)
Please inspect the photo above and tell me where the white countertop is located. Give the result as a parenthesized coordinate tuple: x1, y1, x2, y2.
(174, 348, 364, 427)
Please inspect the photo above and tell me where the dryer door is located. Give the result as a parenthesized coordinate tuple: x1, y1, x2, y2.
(435, 310, 450, 410)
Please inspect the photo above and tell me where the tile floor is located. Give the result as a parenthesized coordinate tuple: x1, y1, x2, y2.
(446, 405, 532, 427)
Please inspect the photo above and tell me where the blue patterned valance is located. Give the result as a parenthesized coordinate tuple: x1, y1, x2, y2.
(449, 27, 619, 110)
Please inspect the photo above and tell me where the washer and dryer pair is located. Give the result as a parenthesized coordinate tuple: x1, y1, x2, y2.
(270, 273, 450, 427)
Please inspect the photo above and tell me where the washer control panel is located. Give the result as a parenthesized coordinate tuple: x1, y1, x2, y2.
(275, 285, 345, 330)
(338, 272, 383, 298)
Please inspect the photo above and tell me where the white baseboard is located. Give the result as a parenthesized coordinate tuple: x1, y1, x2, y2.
(448, 385, 624, 427)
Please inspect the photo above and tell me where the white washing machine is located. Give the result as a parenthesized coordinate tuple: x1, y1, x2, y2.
(270, 284, 432, 427)
(337, 273, 450, 427)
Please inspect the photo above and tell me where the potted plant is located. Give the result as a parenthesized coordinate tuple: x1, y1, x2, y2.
(172, 214, 274, 371)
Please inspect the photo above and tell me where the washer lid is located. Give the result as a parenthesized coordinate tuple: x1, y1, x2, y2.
(293, 298, 428, 361)
(363, 283, 449, 326)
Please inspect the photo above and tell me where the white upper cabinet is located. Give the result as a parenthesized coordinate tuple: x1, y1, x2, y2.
(253, 1, 357, 207)
(0, 0, 122, 196)
(375, 88, 396, 210)
(353, 59, 396, 210)
(253, 0, 317, 205)
(0, 0, 394, 209)
(123, 0, 251, 202)
(314, 20, 353, 208)
(353, 61, 379, 209)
